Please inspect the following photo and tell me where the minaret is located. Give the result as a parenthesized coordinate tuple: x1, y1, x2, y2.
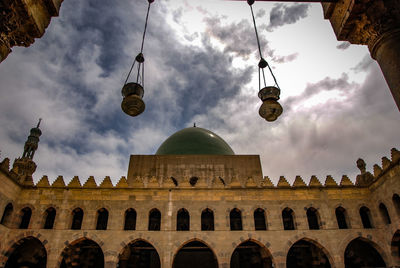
(12, 119, 42, 186)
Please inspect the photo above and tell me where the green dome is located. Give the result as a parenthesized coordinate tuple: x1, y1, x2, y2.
(156, 127, 235, 155)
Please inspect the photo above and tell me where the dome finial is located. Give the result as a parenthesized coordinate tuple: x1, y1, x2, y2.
(37, 118, 42, 128)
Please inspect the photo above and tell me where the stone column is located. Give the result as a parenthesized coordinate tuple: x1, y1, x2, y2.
(323, 0, 400, 111)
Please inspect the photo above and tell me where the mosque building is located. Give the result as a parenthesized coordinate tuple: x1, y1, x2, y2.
(0, 123, 399, 268)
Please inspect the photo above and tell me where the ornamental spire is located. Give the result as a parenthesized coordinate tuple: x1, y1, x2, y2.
(22, 118, 42, 160)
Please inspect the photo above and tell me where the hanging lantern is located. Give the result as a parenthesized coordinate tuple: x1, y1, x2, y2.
(247, 1, 283, 122)
(120, 0, 154, 117)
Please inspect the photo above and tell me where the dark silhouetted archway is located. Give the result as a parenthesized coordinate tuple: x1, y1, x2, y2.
(335, 206, 349, 229)
(5, 236, 47, 268)
(124, 208, 136, 230)
(71, 207, 83, 230)
(287, 239, 331, 268)
(19, 207, 32, 229)
(60, 238, 104, 268)
(254, 208, 267, 230)
(118, 240, 160, 268)
(344, 238, 386, 267)
(1, 203, 13, 227)
(230, 208, 242, 231)
(173, 240, 218, 268)
(149, 208, 161, 231)
(96, 208, 108, 230)
(306, 207, 320, 230)
(359, 206, 373, 228)
(393, 194, 400, 215)
(231, 240, 273, 268)
(177, 208, 190, 231)
(392, 230, 400, 264)
(43, 207, 56, 229)
(201, 208, 214, 231)
(379, 203, 391, 225)
(282, 208, 295, 230)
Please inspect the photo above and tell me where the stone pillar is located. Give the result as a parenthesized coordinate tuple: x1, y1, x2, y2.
(323, 0, 400, 111)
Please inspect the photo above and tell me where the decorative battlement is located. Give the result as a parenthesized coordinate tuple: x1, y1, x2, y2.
(1, 148, 399, 190)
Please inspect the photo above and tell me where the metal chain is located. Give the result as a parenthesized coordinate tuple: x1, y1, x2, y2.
(124, 1, 153, 85)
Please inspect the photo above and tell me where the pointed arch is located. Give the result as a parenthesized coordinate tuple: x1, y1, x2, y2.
(231, 240, 273, 268)
(71, 207, 83, 230)
(19, 207, 32, 229)
(344, 237, 386, 267)
(287, 238, 331, 268)
(43, 207, 56, 229)
(359, 206, 373, 228)
(282, 207, 295, 230)
(306, 207, 321, 230)
(1, 203, 13, 227)
(254, 208, 267, 230)
(201, 208, 214, 231)
(4, 236, 47, 268)
(119, 239, 160, 268)
(335, 206, 349, 229)
(149, 208, 161, 231)
(173, 240, 218, 268)
(177, 208, 190, 231)
(393, 194, 400, 215)
(124, 208, 137, 230)
(96, 208, 108, 230)
(230, 208, 242, 231)
(60, 238, 104, 268)
(379, 203, 391, 225)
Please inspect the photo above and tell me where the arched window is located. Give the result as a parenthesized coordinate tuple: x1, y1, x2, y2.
(230, 208, 242, 231)
(19, 207, 32, 229)
(335, 206, 349, 229)
(282, 208, 295, 230)
(124, 208, 137, 230)
(96, 208, 108, 230)
(359, 206, 373, 228)
(1, 203, 13, 226)
(148, 209, 161, 231)
(254, 208, 267, 230)
(306, 207, 320, 230)
(71, 208, 83, 230)
(177, 208, 190, 231)
(201, 208, 214, 231)
(379, 203, 391, 225)
(393, 194, 400, 216)
(43, 207, 56, 229)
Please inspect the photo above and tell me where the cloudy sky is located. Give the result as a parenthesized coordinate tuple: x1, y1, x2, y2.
(0, 0, 399, 185)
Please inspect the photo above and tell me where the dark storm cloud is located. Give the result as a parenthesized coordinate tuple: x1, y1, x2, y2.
(336, 41, 351, 50)
(267, 4, 310, 31)
(204, 16, 298, 63)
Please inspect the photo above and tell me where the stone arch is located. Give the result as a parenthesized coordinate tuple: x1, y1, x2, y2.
(344, 237, 387, 267)
(177, 208, 190, 231)
(1, 202, 14, 227)
(201, 208, 214, 231)
(124, 208, 137, 230)
(230, 239, 274, 268)
(95, 207, 109, 230)
(282, 207, 296, 230)
(3, 236, 47, 268)
(391, 230, 400, 265)
(359, 206, 374, 228)
(254, 208, 267, 230)
(71, 207, 84, 230)
(43, 206, 56, 229)
(149, 208, 161, 231)
(18, 207, 32, 229)
(379, 202, 391, 225)
(392, 194, 400, 216)
(306, 207, 321, 230)
(59, 237, 105, 268)
(335, 206, 350, 229)
(118, 239, 161, 268)
(172, 239, 218, 268)
(286, 238, 333, 268)
(230, 208, 243, 231)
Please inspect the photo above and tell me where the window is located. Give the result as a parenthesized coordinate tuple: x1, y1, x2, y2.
(359, 206, 373, 228)
(201, 209, 214, 231)
(1, 203, 13, 226)
(282, 208, 295, 230)
(124, 208, 137, 230)
(43, 207, 56, 229)
(335, 206, 349, 229)
(71, 208, 83, 230)
(306, 207, 320, 230)
(379, 203, 391, 225)
(254, 208, 267, 230)
(19, 207, 32, 229)
(177, 209, 190, 231)
(230, 208, 242, 231)
(96, 208, 108, 230)
(148, 209, 161, 231)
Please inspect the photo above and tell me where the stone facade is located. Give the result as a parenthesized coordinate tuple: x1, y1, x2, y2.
(0, 147, 399, 267)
